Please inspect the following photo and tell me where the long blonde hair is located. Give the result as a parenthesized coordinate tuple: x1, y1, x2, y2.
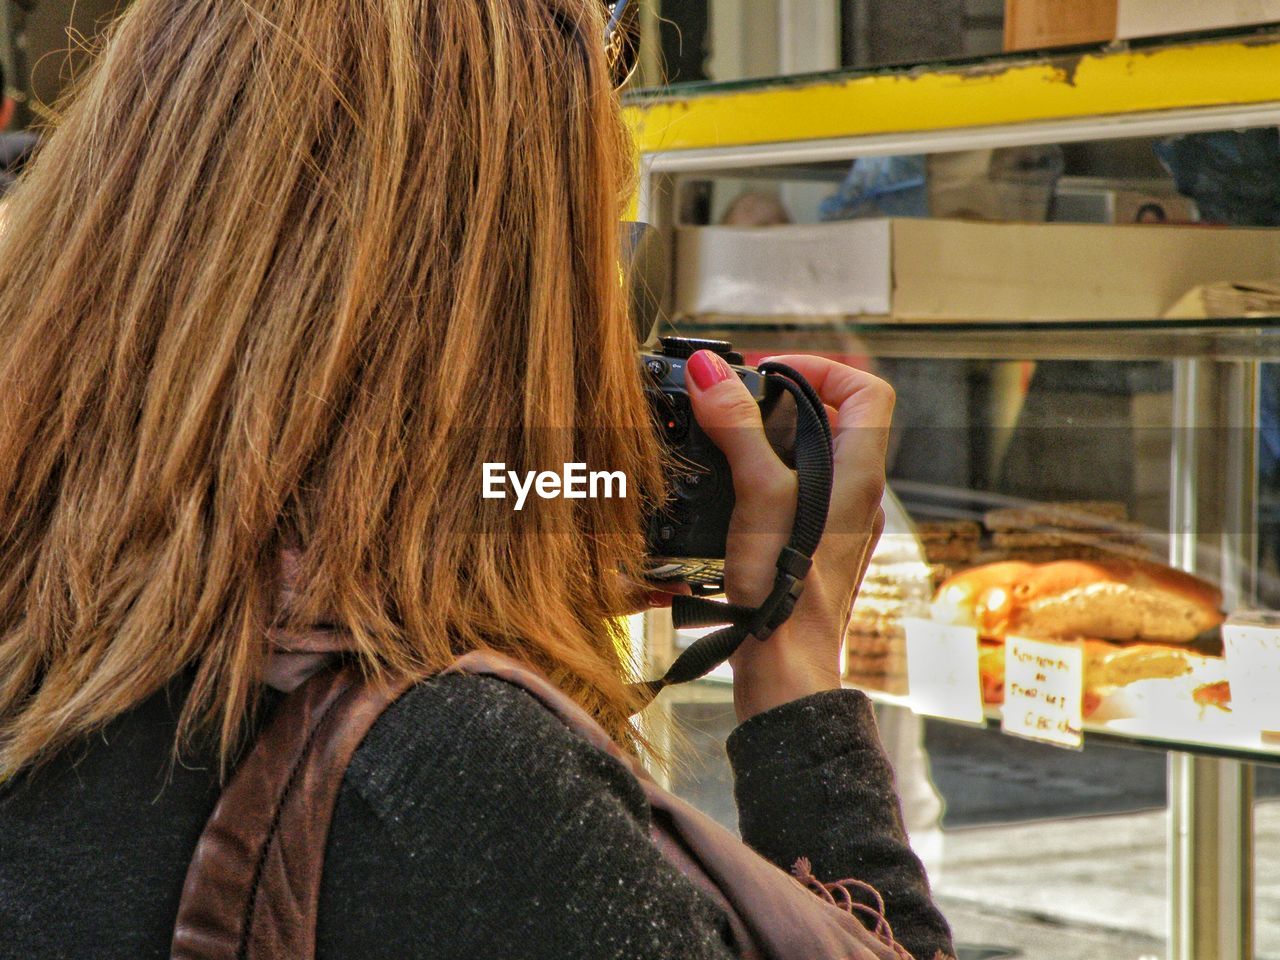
(0, 0, 663, 779)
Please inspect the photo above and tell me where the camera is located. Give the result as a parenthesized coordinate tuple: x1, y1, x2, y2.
(642, 336, 796, 591)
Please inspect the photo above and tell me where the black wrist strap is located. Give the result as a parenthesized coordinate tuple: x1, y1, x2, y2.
(632, 363, 834, 709)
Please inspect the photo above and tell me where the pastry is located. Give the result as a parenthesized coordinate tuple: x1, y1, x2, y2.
(984, 501, 1129, 532)
(932, 559, 1224, 644)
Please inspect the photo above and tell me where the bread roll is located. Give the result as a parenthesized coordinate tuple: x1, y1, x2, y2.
(1082, 639, 1201, 686)
(932, 559, 1223, 643)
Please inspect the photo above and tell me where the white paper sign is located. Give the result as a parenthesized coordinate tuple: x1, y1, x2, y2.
(1002, 636, 1084, 749)
(904, 618, 985, 725)
(1222, 612, 1280, 737)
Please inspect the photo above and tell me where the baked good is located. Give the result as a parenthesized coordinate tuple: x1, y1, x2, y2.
(922, 541, 981, 564)
(1193, 680, 1231, 711)
(1082, 639, 1200, 687)
(909, 521, 982, 567)
(845, 623, 908, 695)
(977, 501, 1153, 565)
(844, 558, 930, 696)
(978, 637, 1220, 719)
(845, 649, 908, 679)
(991, 530, 1145, 550)
(978, 641, 1005, 706)
(841, 495, 932, 697)
(926, 563, 955, 591)
(985, 545, 1155, 565)
(971, 544, 1156, 566)
(984, 501, 1129, 532)
(915, 520, 981, 543)
(843, 627, 899, 655)
(931, 559, 1223, 644)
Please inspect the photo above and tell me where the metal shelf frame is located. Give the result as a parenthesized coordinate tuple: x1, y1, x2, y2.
(630, 34, 1280, 960)
(670, 321, 1280, 363)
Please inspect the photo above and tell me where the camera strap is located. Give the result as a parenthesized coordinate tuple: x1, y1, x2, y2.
(632, 362, 834, 709)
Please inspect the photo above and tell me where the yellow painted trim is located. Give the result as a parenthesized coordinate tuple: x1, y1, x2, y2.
(625, 37, 1280, 153)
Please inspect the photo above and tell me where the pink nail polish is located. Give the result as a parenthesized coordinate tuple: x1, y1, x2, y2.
(688, 350, 733, 390)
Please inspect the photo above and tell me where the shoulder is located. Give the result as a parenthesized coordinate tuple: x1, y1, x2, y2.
(319, 673, 738, 959)
(343, 671, 648, 842)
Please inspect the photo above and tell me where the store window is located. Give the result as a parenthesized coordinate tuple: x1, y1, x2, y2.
(641, 120, 1280, 956)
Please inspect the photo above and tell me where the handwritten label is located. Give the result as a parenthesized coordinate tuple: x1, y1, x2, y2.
(1222, 612, 1280, 738)
(904, 618, 985, 725)
(1001, 636, 1084, 749)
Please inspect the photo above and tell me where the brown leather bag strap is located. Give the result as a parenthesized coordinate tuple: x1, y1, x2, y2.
(170, 665, 414, 960)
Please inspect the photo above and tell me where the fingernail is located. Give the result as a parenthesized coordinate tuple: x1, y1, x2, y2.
(688, 350, 733, 390)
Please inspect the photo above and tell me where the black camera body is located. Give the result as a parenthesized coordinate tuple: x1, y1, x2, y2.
(642, 336, 795, 591)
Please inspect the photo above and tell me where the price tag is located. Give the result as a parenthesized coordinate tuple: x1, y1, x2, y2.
(1222, 611, 1280, 739)
(903, 618, 985, 725)
(1001, 636, 1084, 749)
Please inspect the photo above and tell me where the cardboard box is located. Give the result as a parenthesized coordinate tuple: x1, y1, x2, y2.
(1052, 178, 1198, 224)
(673, 219, 1280, 323)
(1117, 0, 1280, 39)
(928, 147, 1062, 222)
(1004, 0, 1116, 51)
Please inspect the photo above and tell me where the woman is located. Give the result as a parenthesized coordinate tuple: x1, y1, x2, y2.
(0, 1, 954, 958)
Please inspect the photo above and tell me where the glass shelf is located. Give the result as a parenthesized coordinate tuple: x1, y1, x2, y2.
(676, 674, 1280, 767)
(664, 318, 1280, 362)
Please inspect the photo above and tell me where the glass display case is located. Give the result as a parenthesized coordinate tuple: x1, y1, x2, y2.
(641, 318, 1277, 959)
(628, 33, 1280, 960)
(655, 319, 1274, 764)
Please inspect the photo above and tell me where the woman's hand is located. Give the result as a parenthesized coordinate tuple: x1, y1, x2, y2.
(685, 350, 894, 722)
